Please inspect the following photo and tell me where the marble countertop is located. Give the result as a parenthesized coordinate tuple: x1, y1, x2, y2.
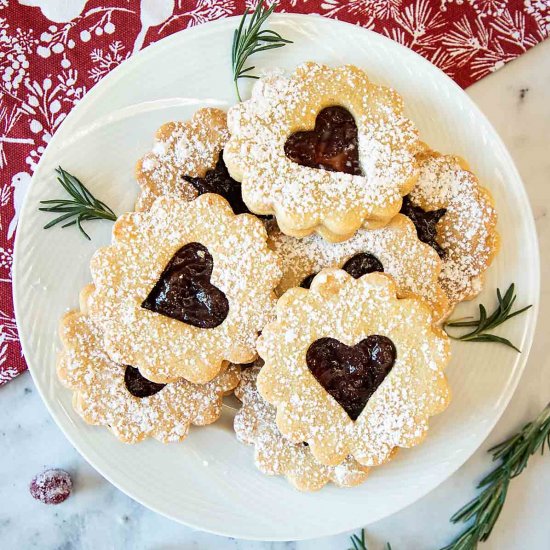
(1, 39, 550, 550)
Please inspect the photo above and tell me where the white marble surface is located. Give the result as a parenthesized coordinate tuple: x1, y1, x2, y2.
(1, 38, 550, 550)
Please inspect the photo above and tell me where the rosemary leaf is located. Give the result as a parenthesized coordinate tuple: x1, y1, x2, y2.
(457, 334, 520, 352)
(444, 284, 531, 352)
(39, 166, 117, 240)
(346, 404, 550, 550)
(347, 529, 391, 550)
(231, 1, 292, 101)
(441, 402, 550, 550)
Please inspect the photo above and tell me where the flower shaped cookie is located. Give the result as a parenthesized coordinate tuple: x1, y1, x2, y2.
(57, 285, 240, 444)
(235, 364, 370, 491)
(224, 62, 420, 241)
(89, 193, 281, 384)
(257, 270, 451, 467)
(268, 214, 449, 322)
(402, 147, 499, 309)
(135, 108, 229, 211)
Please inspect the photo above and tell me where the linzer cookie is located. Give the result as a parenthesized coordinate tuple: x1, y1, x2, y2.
(57, 285, 240, 444)
(256, 269, 450, 467)
(268, 214, 449, 322)
(136, 108, 237, 211)
(224, 62, 420, 241)
(401, 147, 499, 309)
(89, 193, 281, 384)
(234, 364, 370, 491)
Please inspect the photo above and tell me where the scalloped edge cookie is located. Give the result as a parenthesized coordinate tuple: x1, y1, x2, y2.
(256, 269, 451, 467)
(268, 214, 449, 322)
(224, 62, 420, 241)
(234, 364, 370, 491)
(89, 193, 281, 384)
(135, 108, 229, 211)
(57, 284, 241, 444)
(407, 147, 500, 309)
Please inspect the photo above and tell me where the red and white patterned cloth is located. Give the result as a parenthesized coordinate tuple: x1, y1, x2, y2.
(0, 0, 548, 385)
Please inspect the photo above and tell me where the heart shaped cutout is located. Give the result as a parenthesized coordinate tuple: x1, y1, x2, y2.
(341, 253, 384, 279)
(182, 153, 271, 219)
(124, 366, 166, 398)
(306, 336, 396, 420)
(284, 106, 363, 176)
(142, 242, 229, 329)
(400, 195, 447, 258)
(300, 252, 384, 289)
(183, 153, 251, 215)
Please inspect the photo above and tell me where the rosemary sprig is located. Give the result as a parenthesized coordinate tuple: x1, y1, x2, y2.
(231, 1, 292, 101)
(348, 529, 392, 550)
(441, 401, 550, 550)
(444, 284, 532, 352)
(347, 402, 550, 550)
(39, 166, 117, 240)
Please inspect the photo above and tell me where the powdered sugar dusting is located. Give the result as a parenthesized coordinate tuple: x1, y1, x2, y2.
(135, 108, 229, 211)
(88, 193, 281, 384)
(225, 63, 420, 237)
(58, 304, 240, 444)
(234, 364, 369, 491)
(29, 469, 72, 505)
(268, 214, 449, 322)
(256, 270, 451, 467)
(410, 151, 499, 307)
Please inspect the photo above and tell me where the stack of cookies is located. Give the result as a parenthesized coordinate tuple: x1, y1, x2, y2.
(57, 63, 499, 491)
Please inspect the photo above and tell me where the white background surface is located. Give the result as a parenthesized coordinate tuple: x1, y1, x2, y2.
(1, 34, 549, 550)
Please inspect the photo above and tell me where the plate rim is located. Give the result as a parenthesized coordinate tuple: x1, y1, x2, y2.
(12, 13, 541, 541)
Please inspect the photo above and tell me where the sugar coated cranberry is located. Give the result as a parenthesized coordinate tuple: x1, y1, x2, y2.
(29, 468, 72, 505)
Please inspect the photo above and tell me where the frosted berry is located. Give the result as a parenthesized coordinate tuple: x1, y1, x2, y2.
(29, 469, 72, 505)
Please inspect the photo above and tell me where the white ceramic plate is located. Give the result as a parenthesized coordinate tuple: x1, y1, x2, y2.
(13, 15, 539, 541)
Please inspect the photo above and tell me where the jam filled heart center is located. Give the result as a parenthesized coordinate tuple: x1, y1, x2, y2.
(284, 106, 363, 176)
(141, 242, 229, 329)
(124, 366, 166, 398)
(400, 195, 447, 258)
(300, 252, 384, 289)
(306, 336, 396, 421)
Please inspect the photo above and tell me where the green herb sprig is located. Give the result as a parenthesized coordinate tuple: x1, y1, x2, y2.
(232, 1, 292, 101)
(39, 166, 117, 240)
(441, 401, 550, 550)
(347, 402, 550, 550)
(348, 529, 392, 550)
(444, 284, 531, 351)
